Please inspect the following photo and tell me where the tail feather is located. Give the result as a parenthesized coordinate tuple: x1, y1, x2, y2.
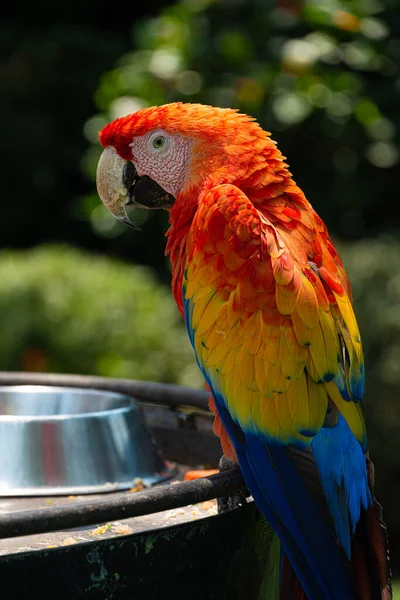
(210, 391, 392, 600)
(275, 454, 392, 600)
(351, 456, 392, 600)
(212, 393, 356, 599)
(242, 435, 357, 600)
(280, 553, 306, 600)
(351, 501, 392, 600)
(367, 502, 392, 599)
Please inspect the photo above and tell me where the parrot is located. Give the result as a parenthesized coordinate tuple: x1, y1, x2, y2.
(96, 102, 391, 599)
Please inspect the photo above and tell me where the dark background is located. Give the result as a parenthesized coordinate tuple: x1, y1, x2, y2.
(1, 0, 400, 577)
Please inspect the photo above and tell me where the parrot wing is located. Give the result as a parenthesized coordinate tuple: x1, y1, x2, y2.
(184, 183, 365, 447)
(183, 184, 369, 600)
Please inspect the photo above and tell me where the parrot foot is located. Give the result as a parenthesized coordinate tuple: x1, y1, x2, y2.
(217, 456, 248, 514)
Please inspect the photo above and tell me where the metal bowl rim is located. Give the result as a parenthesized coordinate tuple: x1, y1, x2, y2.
(0, 466, 177, 496)
(0, 384, 139, 421)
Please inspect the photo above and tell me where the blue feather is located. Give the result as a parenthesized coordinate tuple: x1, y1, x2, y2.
(183, 286, 195, 347)
(312, 414, 372, 556)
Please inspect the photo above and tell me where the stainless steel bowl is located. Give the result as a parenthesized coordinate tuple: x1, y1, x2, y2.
(0, 385, 173, 496)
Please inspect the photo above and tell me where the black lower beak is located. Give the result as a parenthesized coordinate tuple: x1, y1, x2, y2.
(120, 216, 141, 230)
(123, 162, 175, 210)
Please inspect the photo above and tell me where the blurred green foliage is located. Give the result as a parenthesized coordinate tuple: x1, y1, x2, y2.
(83, 0, 399, 272)
(0, 245, 201, 387)
(0, 0, 171, 266)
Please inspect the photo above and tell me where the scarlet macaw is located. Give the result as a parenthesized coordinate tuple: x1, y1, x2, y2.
(96, 103, 391, 599)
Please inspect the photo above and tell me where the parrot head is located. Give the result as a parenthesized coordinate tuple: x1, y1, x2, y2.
(96, 102, 277, 227)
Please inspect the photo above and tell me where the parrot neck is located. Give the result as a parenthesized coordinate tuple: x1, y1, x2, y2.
(166, 192, 198, 316)
(165, 140, 298, 314)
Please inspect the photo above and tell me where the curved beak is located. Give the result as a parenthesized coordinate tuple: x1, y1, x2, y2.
(96, 146, 175, 229)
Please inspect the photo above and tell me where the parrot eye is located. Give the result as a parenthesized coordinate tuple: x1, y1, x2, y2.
(149, 131, 169, 153)
(153, 136, 165, 149)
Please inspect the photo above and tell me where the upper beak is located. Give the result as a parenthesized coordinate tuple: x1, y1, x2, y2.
(96, 146, 175, 229)
(96, 146, 139, 229)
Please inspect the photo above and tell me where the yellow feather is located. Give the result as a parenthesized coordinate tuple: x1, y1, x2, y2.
(192, 284, 217, 302)
(195, 338, 206, 367)
(282, 329, 308, 379)
(272, 254, 294, 286)
(306, 353, 320, 383)
(286, 372, 309, 430)
(223, 320, 242, 348)
(273, 392, 297, 443)
(278, 326, 298, 380)
(319, 310, 340, 376)
(291, 309, 312, 346)
(219, 348, 236, 375)
(259, 316, 281, 346)
(236, 342, 253, 373)
(296, 276, 319, 329)
(254, 355, 268, 396)
(250, 329, 262, 355)
(336, 317, 364, 398)
(197, 262, 219, 287)
(308, 323, 329, 381)
(203, 326, 227, 351)
(305, 375, 328, 434)
(235, 373, 256, 427)
(226, 291, 240, 328)
(238, 338, 255, 368)
(276, 284, 298, 315)
(184, 276, 199, 299)
(257, 391, 311, 445)
(265, 361, 290, 394)
(334, 293, 363, 365)
(191, 291, 215, 331)
(224, 365, 244, 418)
(196, 295, 225, 336)
(249, 393, 263, 435)
(260, 396, 280, 438)
(261, 342, 279, 364)
(325, 381, 367, 447)
(206, 337, 231, 367)
(275, 270, 302, 316)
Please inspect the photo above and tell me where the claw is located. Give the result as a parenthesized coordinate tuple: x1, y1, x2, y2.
(217, 455, 248, 514)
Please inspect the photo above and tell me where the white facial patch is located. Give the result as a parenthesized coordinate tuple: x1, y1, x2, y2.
(129, 129, 193, 198)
